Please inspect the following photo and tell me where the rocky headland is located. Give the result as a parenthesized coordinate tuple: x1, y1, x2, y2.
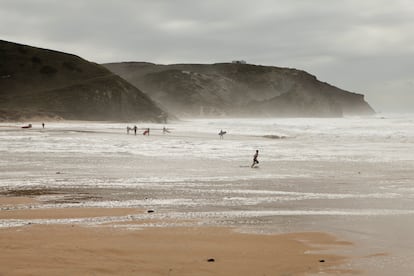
(104, 62, 375, 118)
(0, 40, 165, 122)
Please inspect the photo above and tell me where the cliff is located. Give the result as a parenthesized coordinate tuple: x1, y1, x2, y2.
(0, 40, 165, 122)
(104, 62, 375, 118)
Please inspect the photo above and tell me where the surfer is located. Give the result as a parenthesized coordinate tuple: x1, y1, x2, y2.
(143, 128, 150, 136)
(219, 129, 226, 139)
(163, 126, 170, 134)
(42, 123, 45, 129)
(133, 125, 137, 135)
(251, 150, 259, 168)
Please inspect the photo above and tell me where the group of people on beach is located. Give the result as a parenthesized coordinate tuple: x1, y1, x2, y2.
(125, 126, 260, 167)
(126, 126, 171, 136)
(127, 126, 150, 136)
(21, 122, 260, 168)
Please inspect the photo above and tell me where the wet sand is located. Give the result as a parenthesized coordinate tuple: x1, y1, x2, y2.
(0, 207, 142, 220)
(2, 119, 413, 275)
(0, 203, 352, 276)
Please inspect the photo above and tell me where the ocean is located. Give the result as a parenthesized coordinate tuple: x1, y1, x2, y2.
(1, 114, 414, 275)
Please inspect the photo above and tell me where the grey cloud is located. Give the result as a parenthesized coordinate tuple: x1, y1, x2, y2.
(0, 0, 413, 112)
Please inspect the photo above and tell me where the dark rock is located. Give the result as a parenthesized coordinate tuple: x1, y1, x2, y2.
(147, 210, 154, 213)
(104, 62, 375, 118)
(319, 259, 325, 263)
(0, 40, 165, 122)
(207, 258, 215, 262)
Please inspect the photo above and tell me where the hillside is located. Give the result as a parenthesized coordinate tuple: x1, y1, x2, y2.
(104, 62, 375, 118)
(0, 40, 165, 122)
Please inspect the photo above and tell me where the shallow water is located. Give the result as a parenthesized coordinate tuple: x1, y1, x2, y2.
(1, 114, 414, 275)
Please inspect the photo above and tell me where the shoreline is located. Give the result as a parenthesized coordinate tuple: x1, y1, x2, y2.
(0, 197, 354, 275)
(2, 117, 412, 275)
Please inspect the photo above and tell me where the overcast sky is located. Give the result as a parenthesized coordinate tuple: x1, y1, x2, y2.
(1, 0, 413, 112)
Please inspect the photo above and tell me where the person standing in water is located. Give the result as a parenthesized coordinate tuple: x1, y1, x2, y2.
(133, 125, 137, 135)
(218, 129, 226, 139)
(42, 123, 45, 129)
(251, 150, 259, 168)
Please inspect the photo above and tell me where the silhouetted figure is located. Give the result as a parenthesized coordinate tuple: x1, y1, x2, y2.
(42, 123, 45, 129)
(143, 128, 150, 136)
(127, 126, 131, 134)
(163, 126, 170, 134)
(218, 129, 226, 139)
(251, 150, 259, 168)
(133, 125, 137, 135)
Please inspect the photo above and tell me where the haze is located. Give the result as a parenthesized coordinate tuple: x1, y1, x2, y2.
(1, 0, 413, 113)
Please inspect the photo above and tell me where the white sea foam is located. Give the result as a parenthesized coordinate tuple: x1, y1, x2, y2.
(2, 115, 414, 276)
(1, 115, 413, 162)
(1, 114, 414, 229)
(2, 208, 414, 229)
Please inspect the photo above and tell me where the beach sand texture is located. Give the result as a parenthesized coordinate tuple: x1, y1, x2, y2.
(1, 117, 414, 275)
(0, 215, 349, 276)
(0, 198, 351, 275)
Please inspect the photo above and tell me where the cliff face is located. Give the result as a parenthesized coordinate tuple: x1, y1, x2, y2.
(104, 62, 375, 118)
(0, 40, 165, 122)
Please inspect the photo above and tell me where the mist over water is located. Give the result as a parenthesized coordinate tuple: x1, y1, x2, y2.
(1, 114, 413, 162)
(1, 114, 414, 274)
(1, 114, 413, 215)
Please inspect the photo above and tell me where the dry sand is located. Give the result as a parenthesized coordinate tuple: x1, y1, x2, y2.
(0, 201, 353, 276)
(2, 119, 413, 275)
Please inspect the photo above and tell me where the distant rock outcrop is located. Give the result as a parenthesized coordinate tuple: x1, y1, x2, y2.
(104, 62, 375, 118)
(0, 40, 165, 122)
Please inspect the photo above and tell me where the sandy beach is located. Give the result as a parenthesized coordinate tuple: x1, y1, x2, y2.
(1, 117, 414, 275)
(0, 198, 351, 276)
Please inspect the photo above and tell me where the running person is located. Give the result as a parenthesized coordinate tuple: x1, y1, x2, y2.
(251, 150, 259, 168)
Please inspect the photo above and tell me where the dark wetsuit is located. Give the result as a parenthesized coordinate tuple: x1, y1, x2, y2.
(251, 151, 259, 167)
